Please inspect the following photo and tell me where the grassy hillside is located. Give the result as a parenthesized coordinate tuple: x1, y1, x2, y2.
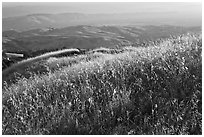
(2, 33, 202, 135)
(3, 47, 125, 84)
(2, 49, 80, 82)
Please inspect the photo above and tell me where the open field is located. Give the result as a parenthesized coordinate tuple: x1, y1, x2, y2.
(2, 33, 202, 135)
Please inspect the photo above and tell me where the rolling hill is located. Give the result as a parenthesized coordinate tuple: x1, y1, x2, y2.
(3, 25, 201, 53)
(3, 11, 201, 32)
(2, 33, 202, 135)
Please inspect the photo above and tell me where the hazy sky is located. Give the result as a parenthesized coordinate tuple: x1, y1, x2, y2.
(2, 2, 201, 17)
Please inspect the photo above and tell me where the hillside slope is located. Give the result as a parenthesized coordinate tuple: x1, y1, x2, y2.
(2, 33, 202, 135)
(3, 25, 201, 53)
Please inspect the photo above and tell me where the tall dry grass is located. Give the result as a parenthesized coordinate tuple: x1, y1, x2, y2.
(2, 33, 202, 135)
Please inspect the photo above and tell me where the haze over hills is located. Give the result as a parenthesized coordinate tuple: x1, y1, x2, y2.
(3, 12, 202, 32)
(2, 2, 201, 31)
(3, 2, 201, 17)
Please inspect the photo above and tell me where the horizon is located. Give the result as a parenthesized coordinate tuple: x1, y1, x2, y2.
(2, 2, 201, 18)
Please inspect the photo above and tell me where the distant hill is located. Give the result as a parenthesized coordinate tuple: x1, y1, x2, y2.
(2, 25, 201, 54)
(3, 12, 202, 32)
